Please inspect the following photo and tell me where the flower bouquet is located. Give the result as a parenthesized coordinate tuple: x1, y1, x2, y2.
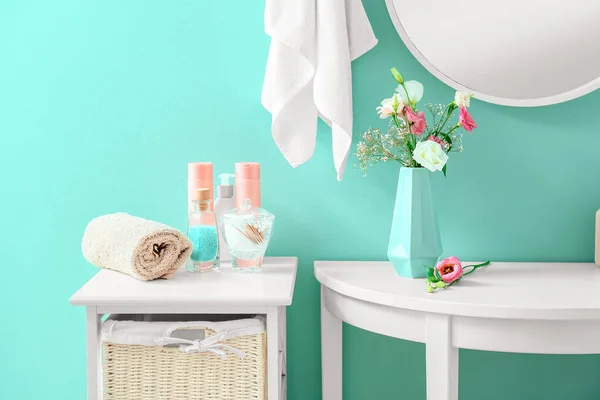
(355, 68, 478, 176)
(355, 68, 483, 279)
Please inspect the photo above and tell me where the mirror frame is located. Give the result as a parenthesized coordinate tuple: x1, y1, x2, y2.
(385, 0, 600, 107)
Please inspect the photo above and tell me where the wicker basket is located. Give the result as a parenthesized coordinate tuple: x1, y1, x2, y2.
(101, 315, 267, 400)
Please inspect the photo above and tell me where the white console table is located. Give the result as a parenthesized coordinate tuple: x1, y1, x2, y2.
(71, 257, 297, 400)
(315, 261, 600, 400)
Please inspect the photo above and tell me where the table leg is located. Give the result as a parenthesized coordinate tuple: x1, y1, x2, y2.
(426, 313, 458, 400)
(267, 306, 281, 399)
(321, 286, 342, 400)
(86, 306, 101, 400)
(280, 306, 287, 398)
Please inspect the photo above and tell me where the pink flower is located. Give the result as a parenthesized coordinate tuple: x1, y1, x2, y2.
(428, 135, 445, 146)
(436, 256, 463, 283)
(404, 106, 427, 135)
(459, 107, 477, 132)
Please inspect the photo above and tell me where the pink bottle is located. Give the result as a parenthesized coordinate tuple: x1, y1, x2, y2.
(235, 162, 260, 208)
(188, 162, 213, 213)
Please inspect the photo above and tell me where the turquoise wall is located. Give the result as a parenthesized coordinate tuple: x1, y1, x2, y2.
(2, 1, 600, 399)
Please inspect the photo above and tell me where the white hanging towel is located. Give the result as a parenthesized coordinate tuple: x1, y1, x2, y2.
(262, 0, 377, 181)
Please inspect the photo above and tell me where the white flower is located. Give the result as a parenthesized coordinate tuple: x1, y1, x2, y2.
(376, 98, 394, 119)
(376, 94, 405, 119)
(454, 91, 472, 108)
(395, 80, 424, 105)
(412, 140, 448, 172)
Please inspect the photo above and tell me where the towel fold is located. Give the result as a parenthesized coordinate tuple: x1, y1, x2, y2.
(262, 0, 377, 180)
(82, 213, 192, 281)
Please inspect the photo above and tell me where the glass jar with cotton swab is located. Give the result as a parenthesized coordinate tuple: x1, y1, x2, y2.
(219, 199, 274, 273)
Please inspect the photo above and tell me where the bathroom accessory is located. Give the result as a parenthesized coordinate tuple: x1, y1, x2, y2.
(70, 257, 298, 400)
(188, 162, 213, 213)
(235, 162, 260, 208)
(215, 173, 235, 262)
(386, 0, 600, 106)
(316, 260, 600, 400)
(262, 0, 377, 180)
(387, 167, 441, 278)
(187, 188, 220, 272)
(81, 213, 192, 281)
(220, 199, 275, 272)
(356, 69, 483, 278)
(100, 315, 267, 400)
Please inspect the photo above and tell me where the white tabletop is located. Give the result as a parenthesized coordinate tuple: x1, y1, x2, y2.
(71, 257, 297, 307)
(315, 261, 600, 320)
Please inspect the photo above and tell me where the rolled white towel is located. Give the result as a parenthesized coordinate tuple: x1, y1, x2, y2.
(82, 213, 192, 281)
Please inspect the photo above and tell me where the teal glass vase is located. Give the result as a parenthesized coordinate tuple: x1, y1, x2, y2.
(387, 167, 442, 278)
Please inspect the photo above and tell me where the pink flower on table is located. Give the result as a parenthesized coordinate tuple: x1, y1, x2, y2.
(458, 107, 477, 132)
(436, 256, 463, 283)
(404, 106, 427, 135)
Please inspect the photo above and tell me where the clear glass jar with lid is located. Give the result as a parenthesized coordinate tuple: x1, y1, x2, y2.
(219, 199, 274, 272)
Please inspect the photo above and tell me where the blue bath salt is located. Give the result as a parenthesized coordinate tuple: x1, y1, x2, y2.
(188, 225, 218, 261)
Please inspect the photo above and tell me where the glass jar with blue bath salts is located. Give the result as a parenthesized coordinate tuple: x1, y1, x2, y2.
(187, 188, 220, 272)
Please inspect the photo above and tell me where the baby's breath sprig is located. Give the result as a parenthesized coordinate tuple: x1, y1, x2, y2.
(355, 121, 418, 175)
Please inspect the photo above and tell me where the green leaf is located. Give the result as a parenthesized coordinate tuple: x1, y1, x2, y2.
(440, 132, 453, 146)
(434, 267, 442, 281)
(447, 103, 457, 116)
(425, 266, 435, 280)
(442, 164, 447, 177)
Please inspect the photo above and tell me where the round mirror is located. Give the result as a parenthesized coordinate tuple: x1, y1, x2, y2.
(386, 0, 600, 106)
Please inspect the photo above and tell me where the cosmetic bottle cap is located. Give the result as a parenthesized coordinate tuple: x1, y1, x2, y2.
(217, 173, 235, 198)
(188, 162, 213, 182)
(235, 162, 260, 180)
(194, 188, 211, 201)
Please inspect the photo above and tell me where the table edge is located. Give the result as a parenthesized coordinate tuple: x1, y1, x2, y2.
(314, 260, 600, 320)
(70, 256, 299, 307)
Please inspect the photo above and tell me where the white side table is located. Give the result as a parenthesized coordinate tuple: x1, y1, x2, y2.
(315, 261, 600, 400)
(71, 257, 297, 400)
